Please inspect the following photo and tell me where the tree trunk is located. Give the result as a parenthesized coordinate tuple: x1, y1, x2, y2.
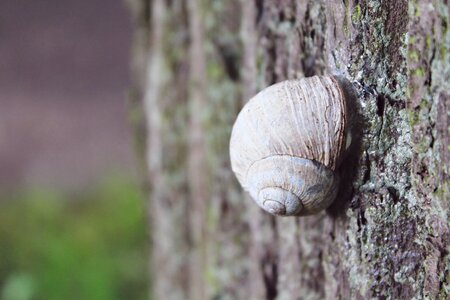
(125, 0, 449, 299)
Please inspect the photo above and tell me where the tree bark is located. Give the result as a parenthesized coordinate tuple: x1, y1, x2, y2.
(126, 0, 449, 299)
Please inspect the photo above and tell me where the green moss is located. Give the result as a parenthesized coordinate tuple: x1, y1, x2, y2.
(408, 110, 420, 126)
(440, 45, 448, 60)
(352, 4, 362, 24)
(420, 98, 429, 110)
(425, 36, 432, 50)
(414, 5, 421, 18)
(343, 0, 350, 37)
(433, 181, 449, 200)
(406, 85, 412, 99)
(409, 51, 420, 62)
(207, 62, 224, 80)
(343, 18, 350, 37)
(413, 67, 426, 77)
(414, 138, 431, 153)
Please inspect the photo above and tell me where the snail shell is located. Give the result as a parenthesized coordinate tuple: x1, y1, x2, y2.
(230, 75, 349, 216)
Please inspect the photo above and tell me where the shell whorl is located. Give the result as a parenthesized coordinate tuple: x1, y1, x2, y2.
(246, 155, 339, 216)
(230, 75, 348, 216)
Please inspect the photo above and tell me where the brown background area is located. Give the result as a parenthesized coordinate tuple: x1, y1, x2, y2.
(0, 0, 134, 188)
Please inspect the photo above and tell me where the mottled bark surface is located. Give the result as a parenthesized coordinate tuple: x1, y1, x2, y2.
(126, 0, 449, 299)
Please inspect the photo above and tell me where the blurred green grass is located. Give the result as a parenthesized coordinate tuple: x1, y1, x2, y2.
(0, 176, 149, 300)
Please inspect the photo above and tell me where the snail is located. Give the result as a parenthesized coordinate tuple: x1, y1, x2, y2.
(229, 75, 352, 216)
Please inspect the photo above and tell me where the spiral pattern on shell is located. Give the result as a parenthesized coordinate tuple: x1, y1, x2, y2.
(229, 75, 348, 216)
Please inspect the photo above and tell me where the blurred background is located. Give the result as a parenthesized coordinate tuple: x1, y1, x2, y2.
(0, 1, 149, 299)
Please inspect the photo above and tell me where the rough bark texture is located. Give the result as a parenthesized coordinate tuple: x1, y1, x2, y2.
(126, 0, 449, 299)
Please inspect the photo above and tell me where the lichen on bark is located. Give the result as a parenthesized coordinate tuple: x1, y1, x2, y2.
(126, 0, 449, 299)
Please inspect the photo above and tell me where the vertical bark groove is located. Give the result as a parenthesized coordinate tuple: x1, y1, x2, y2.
(187, 0, 209, 298)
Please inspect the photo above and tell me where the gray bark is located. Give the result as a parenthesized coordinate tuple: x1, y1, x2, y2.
(126, 0, 449, 299)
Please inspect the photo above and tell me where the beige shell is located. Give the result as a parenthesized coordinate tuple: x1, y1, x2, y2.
(229, 75, 349, 216)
